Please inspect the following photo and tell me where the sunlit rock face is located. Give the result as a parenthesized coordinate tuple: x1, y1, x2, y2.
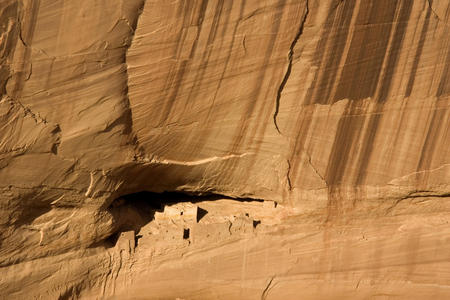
(0, 0, 449, 299)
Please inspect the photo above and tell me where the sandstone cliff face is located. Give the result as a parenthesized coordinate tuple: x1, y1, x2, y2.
(0, 0, 449, 299)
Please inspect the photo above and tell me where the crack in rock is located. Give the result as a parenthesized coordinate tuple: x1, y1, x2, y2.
(306, 152, 328, 187)
(386, 191, 450, 214)
(261, 276, 276, 300)
(273, 0, 309, 134)
(5, 96, 48, 125)
(427, 0, 449, 25)
(17, 16, 52, 58)
(286, 159, 293, 190)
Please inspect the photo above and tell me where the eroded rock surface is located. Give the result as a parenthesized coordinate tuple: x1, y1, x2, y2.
(0, 0, 449, 299)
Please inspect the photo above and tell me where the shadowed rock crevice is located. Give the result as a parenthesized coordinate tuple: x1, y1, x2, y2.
(273, 0, 309, 134)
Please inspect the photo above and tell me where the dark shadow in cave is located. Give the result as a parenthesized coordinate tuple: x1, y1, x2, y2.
(120, 191, 262, 206)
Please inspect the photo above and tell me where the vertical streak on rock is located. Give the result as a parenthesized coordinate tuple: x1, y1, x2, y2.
(206, 1, 245, 117)
(416, 108, 447, 176)
(323, 1, 414, 186)
(327, 0, 362, 103)
(436, 41, 450, 97)
(273, 0, 309, 134)
(375, 0, 413, 102)
(123, 0, 146, 150)
(10, 0, 40, 99)
(405, 5, 431, 97)
(181, 0, 226, 118)
(157, 0, 209, 127)
(305, 0, 356, 105)
(229, 1, 287, 153)
(0, 3, 17, 97)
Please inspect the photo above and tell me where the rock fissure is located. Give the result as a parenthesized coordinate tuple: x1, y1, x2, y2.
(286, 159, 293, 190)
(16, 17, 52, 58)
(399, 191, 450, 200)
(4, 96, 49, 125)
(427, 0, 449, 25)
(306, 153, 328, 187)
(16, 16, 28, 48)
(261, 276, 276, 300)
(386, 192, 450, 214)
(273, 0, 309, 134)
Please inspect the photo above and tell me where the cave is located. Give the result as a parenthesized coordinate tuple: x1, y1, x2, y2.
(104, 191, 264, 248)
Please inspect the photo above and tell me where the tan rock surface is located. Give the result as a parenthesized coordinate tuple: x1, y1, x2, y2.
(0, 0, 449, 299)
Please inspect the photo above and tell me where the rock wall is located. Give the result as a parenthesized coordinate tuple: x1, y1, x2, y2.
(0, 0, 449, 299)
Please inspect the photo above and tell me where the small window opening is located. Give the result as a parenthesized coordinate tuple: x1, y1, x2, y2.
(183, 228, 190, 239)
(253, 220, 261, 228)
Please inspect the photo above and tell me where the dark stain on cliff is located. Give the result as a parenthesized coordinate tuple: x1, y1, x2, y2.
(305, 0, 355, 105)
(11, 0, 40, 98)
(0, 1, 19, 96)
(436, 44, 450, 97)
(405, 5, 431, 97)
(307, 0, 413, 104)
(376, 0, 413, 102)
